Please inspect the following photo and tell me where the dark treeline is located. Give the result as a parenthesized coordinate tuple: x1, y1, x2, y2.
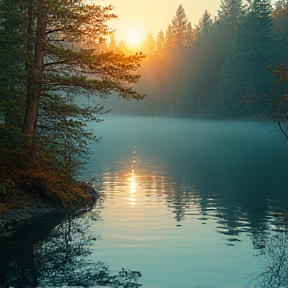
(112, 0, 288, 124)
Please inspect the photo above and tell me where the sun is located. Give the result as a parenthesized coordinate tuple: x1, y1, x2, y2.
(126, 30, 143, 47)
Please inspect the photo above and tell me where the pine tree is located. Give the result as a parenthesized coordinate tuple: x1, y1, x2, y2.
(176, 10, 214, 115)
(0, 0, 27, 130)
(142, 31, 156, 58)
(199, 10, 213, 33)
(165, 24, 174, 50)
(156, 30, 165, 56)
(0, 0, 145, 198)
(218, 0, 244, 28)
(272, 1, 288, 59)
(185, 22, 197, 47)
(171, 5, 189, 47)
(218, 0, 277, 116)
(20, 1, 144, 139)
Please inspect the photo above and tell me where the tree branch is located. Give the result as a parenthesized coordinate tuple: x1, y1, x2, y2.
(276, 118, 288, 141)
(44, 60, 67, 68)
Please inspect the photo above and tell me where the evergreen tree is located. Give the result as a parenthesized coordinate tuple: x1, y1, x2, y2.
(218, 0, 244, 30)
(272, 1, 288, 60)
(175, 10, 214, 116)
(185, 22, 197, 47)
(199, 10, 213, 33)
(0, 0, 27, 130)
(156, 30, 165, 56)
(217, 0, 244, 52)
(165, 24, 174, 50)
(23, 0, 143, 177)
(171, 5, 189, 47)
(142, 31, 156, 58)
(0, 0, 144, 200)
(218, 0, 277, 116)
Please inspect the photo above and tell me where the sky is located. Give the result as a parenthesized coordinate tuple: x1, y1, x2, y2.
(100, 0, 223, 46)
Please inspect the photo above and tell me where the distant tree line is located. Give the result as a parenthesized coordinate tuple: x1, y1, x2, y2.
(115, 0, 288, 125)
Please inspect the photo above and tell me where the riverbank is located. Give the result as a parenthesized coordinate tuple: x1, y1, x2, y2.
(0, 181, 99, 238)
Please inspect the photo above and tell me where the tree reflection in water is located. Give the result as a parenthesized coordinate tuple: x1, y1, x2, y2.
(251, 226, 288, 288)
(0, 213, 66, 288)
(34, 212, 109, 287)
(0, 210, 142, 288)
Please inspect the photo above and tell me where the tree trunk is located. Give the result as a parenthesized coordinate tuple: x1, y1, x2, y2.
(23, 0, 46, 137)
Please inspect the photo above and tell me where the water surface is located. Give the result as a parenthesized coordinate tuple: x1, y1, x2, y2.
(85, 116, 288, 288)
(1, 116, 288, 288)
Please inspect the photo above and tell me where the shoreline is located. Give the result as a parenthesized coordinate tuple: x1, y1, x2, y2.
(0, 183, 99, 238)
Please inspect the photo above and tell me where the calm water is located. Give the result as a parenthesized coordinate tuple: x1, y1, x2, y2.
(1, 116, 288, 288)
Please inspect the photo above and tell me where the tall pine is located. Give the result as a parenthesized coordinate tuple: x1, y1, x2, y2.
(218, 0, 277, 116)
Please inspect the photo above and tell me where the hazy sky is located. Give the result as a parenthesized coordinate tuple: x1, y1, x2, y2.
(104, 0, 222, 45)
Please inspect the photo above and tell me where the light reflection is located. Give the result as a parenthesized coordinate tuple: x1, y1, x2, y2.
(100, 152, 204, 221)
(130, 169, 136, 194)
(128, 169, 136, 206)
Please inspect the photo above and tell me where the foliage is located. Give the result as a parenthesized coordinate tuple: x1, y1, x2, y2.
(0, 0, 27, 128)
(0, 0, 144, 203)
(118, 0, 288, 123)
(218, 0, 277, 116)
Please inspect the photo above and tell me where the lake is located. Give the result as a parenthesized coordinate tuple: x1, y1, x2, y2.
(1, 116, 288, 288)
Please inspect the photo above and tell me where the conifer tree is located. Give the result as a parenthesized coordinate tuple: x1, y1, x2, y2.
(171, 5, 189, 47)
(0, 0, 144, 190)
(0, 0, 26, 126)
(156, 30, 165, 56)
(218, 0, 244, 29)
(175, 10, 214, 115)
(272, 0, 288, 59)
(218, 0, 277, 116)
(165, 24, 174, 50)
(142, 31, 156, 58)
(22, 0, 143, 138)
(185, 22, 197, 47)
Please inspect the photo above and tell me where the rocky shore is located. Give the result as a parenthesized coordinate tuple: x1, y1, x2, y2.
(0, 183, 99, 238)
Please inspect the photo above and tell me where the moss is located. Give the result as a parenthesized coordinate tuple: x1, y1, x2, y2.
(0, 167, 95, 212)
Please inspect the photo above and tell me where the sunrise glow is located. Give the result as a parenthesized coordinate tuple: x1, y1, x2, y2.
(126, 29, 143, 47)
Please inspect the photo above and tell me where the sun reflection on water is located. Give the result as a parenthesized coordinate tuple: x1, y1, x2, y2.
(130, 170, 136, 194)
(127, 169, 137, 206)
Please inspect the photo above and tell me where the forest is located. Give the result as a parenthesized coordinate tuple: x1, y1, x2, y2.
(108, 0, 288, 124)
(1, 0, 288, 208)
